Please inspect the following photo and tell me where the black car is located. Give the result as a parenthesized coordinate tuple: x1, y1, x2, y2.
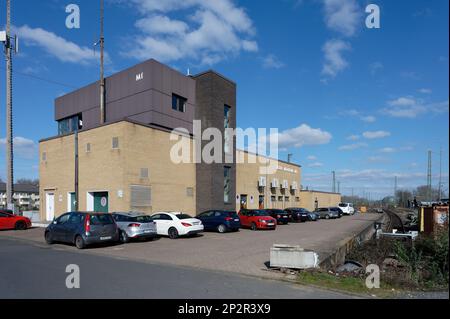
(45, 212, 119, 249)
(329, 207, 344, 218)
(263, 209, 290, 225)
(284, 208, 309, 222)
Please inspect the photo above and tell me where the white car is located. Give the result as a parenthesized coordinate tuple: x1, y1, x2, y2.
(338, 203, 355, 215)
(151, 212, 204, 239)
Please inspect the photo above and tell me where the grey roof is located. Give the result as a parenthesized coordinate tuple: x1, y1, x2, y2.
(0, 183, 39, 194)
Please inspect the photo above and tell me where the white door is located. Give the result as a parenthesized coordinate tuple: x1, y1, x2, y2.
(46, 193, 55, 221)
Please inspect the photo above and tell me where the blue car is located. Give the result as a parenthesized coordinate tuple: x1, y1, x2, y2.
(196, 210, 241, 233)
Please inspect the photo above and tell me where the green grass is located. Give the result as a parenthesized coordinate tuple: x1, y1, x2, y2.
(297, 271, 397, 298)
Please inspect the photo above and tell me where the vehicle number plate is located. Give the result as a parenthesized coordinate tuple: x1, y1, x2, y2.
(144, 230, 153, 233)
(100, 236, 112, 240)
(267, 223, 274, 226)
(234, 219, 240, 222)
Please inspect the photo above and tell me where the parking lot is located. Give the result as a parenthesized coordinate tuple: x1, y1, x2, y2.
(0, 213, 381, 279)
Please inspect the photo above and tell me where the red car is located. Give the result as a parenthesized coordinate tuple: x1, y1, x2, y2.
(0, 210, 32, 230)
(238, 209, 277, 230)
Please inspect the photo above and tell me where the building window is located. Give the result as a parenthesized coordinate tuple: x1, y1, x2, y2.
(186, 187, 194, 197)
(285, 196, 290, 202)
(86, 143, 91, 153)
(271, 196, 276, 202)
(140, 168, 149, 179)
(130, 185, 151, 207)
(172, 94, 187, 112)
(295, 197, 300, 202)
(224, 166, 231, 204)
(112, 137, 119, 149)
(58, 114, 82, 136)
(278, 196, 283, 202)
(42, 152, 47, 161)
(224, 105, 231, 154)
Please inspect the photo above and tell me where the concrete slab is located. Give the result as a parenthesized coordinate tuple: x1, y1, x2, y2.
(0, 213, 381, 280)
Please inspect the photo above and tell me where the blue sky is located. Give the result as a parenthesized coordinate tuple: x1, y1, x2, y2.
(0, 0, 448, 199)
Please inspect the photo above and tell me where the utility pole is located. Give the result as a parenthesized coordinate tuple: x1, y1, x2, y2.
(332, 171, 336, 193)
(2, 0, 18, 211)
(427, 150, 432, 203)
(337, 181, 341, 193)
(74, 125, 79, 211)
(99, 0, 105, 124)
(438, 147, 442, 201)
(394, 176, 398, 206)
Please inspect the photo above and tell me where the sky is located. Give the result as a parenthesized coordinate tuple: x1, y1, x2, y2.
(0, 0, 448, 199)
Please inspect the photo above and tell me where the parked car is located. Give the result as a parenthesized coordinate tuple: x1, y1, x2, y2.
(151, 212, 204, 239)
(338, 203, 355, 215)
(314, 207, 340, 220)
(0, 209, 32, 231)
(330, 207, 344, 218)
(196, 210, 240, 233)
(238, 209, 277, 230)
(44, 212, 119, 249)
(263, 209, 290, 225)
(284, 208, 309, 222)
(112, 212, 157, 243)
(306, 210, 320, 221)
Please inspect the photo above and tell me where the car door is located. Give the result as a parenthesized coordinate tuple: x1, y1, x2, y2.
(198, 211, 212, 230)
(65, 213, 84, 243)
(52, 213, 71, 242)
(0, 212, 15, 230)
(239, 210, 249, 227)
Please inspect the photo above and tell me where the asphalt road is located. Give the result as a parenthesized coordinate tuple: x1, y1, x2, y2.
(0, 238, 352, 299)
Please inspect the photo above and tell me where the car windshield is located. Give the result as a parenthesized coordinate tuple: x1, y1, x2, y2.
(225, 211, 238, 217)
(131, 215, 153, 223)
(339, 203, 347, 207)
(176, 214, 192, 220)
(90, 214, 114, 225)
(271, 210, 285, 214)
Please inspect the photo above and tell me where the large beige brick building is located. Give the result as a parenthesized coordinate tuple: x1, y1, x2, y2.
(39, 58, 341, 221)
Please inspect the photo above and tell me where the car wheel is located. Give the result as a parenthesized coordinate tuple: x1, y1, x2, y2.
(15, 221, 27, 230)
(168, 227, 179, 239)
(45, 231, 53, 245)
(325, 215, 330, 220)
(251, 223, 257, 231)
(120, 231, 129, 244)
(217, 224, 227, 233)
(75, 235, 86, 249)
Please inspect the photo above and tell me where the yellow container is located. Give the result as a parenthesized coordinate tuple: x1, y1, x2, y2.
(360, 206, 367, 213)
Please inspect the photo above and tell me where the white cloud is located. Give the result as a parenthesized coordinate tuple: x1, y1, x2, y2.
(419, 88, 432, 94)
(363, 130, 391, 139)
(262, 54, 285, 69)
(321, 39, 351, 78)
(308, 162, 324, 168)
(361, 115, 376, 123)
(15, 25, 110, 65)
(379, 147, 396, 153)
(367, 156, 387, 163)
(382, 97, 449, 118)
(0, 137, 38, 160)
(369, 62, 383, 75)
(347, 135, 360, 141)
(323, 0, 361, 37)
(378, 146, 414, 153)
(338, 142, 368, 151)
(307, 155, 318, 161)
(265, 124, 332, 150)
(124, 0, 258, 65)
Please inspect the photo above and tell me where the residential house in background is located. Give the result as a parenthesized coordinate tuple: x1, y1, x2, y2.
(0, 183, 40, 210)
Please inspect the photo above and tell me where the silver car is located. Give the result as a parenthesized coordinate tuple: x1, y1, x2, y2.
(314, 207, 340, 220)
(112, 212, 157, 243)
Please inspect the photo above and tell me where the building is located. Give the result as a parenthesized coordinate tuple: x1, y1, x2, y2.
(40, 59, 235, 221)
(299, 190, 342, 212)
(236, 150, 301, 210)
(0, 183, 40, 210)
(39, 58, 339, 221)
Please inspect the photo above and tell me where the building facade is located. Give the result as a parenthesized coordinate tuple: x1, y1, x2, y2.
(0, 183, 40, 210)
(39, 58, 340, 221)
(236, 150, 302, 211)
(299, 190, 342, 211)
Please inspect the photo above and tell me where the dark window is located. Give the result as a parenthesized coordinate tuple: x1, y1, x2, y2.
(176, 213, 192, 220)
(131, 215, 153, 223)
(224, 166, 231, 204)
(90, 214, 114, 225)
(160, 214, 173, 221)
(57, 214, 70, 224)
(58, 114, 82, 136)
(172, 94, 187, 112)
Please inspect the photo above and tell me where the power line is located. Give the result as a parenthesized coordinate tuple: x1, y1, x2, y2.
(0, 66, 77, 89)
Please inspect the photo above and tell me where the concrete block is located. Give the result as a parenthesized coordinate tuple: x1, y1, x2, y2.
(270, 244, 319, 269)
